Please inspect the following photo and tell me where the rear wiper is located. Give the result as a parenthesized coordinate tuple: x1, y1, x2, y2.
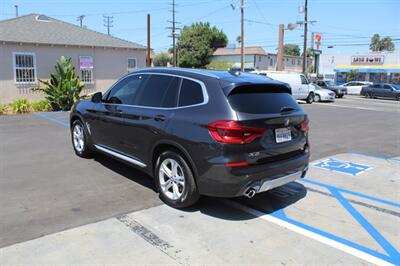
(280, 106, 297, 113)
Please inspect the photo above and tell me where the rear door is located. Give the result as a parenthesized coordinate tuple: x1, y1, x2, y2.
(227, 85, 308, 164)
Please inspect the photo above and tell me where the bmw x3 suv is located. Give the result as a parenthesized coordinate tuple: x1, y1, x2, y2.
(70, 68, 310, 208)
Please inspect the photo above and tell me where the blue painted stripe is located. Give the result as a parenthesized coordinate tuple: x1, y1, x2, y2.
(35, 112, 69, 127)
(348, 152, 400, 163)
(270, 208, 287, 219)
(329, 187, 400, 263)
(274, 213, 395, 264)
(302, 178, 400, 208)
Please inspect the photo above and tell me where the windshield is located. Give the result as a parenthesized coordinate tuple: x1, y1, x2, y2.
(325, 80, 334, 86)
(392, 84, 400, 90)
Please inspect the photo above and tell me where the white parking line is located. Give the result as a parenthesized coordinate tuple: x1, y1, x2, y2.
(313, 102, 398, 112)
(224, 200, 395, 266)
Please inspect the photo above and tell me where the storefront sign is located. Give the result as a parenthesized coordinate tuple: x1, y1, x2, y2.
(312, 32, 322, 50)
(79, 56, 93, 69)
(351, 55, 384, 65)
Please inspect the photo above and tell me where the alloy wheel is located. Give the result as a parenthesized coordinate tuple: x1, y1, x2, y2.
(73, 123, 85, 153)
(159, 158, 185, 200)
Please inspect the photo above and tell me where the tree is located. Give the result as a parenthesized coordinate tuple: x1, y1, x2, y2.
(177, 22, 228, 68)
(34, 56, 85, 111)
(153, 52, 171, 67)
(236, 36, 241, 45)
(284, 44, 300, 56)
(370, 33, 395, 52)
(370, 33, 381, 51)
(205, 61, 233, 70)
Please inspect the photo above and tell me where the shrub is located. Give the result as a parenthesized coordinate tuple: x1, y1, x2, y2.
(153, 52, 171, 67)
(34, 56, 85, 111)
(205, 61, 233, 70)
(31, 100, 51, 112)
(10, 99, 31, 114)
(0, 103, 9, 114)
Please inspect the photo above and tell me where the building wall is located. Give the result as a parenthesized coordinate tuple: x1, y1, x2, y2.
(0, 43, 146, 103)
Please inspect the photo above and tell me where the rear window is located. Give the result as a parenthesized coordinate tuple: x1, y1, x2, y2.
(228, 85, 299, 114)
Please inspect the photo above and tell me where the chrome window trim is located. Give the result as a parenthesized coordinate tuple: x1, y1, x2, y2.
(141, 67, 220, 79)
(94, 144, 146, 168)
(102, 72, 209, 110)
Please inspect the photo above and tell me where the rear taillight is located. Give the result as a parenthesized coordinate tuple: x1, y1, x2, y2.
(208, 120, 266, 144)
(297, 118, 309, 133)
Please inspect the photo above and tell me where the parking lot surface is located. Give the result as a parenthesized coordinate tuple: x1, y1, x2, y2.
(1, 96, 399, 265)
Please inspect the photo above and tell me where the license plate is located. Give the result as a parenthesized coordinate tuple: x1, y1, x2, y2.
(275, 127, 292, 143)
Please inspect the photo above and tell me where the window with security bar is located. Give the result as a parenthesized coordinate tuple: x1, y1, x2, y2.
(14, 53, 36, 84)
(81, 69, 93, 84)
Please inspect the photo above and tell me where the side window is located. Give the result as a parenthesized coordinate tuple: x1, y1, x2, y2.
(178, 79, 204, 107)
(105, 75, 145, 104)
(383, 85, 392, 90)
(372, 84, 381, 89)
(300, 75, 309, 85)
(135, 74, 180, 108)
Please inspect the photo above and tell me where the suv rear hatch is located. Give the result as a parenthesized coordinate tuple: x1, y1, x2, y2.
(209, 83, 309, 167)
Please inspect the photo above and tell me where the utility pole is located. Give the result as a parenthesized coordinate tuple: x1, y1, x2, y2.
(14, 5, 18, 17)
(77, 15, 85, 27)
(302, 0, 308, 73)
(167, 0, 180, 67)
(240, 0, 244, 71)
(276, 24, 285, 71)
(147, 14, 151, 67)
(103, 15, 114, 36)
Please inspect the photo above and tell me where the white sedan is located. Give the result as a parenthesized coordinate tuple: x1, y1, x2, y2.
(311, 84, 335, 102)
(341, 81, 372, 95)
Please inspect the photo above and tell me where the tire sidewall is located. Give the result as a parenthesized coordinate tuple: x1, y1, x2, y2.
(315, 94, 321, 102)
(307, 93, 314, 104)
(155, 151, 199, 208)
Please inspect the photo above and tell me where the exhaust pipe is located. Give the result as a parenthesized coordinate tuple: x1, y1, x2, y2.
(244, 188, 256, 198)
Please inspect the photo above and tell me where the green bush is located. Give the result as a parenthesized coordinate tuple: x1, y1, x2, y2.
(34, 56, 85, 111)
(205, 61, 233, 70)
(10, 99, 31, 114)
(31, 100, 51, 112)
(0, 103, 9, 114)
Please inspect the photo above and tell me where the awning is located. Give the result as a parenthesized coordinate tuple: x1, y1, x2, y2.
(334, 64, 400, 73)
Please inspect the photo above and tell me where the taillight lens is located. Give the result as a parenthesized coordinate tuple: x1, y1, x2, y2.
(208, 120, 266, 144)
(297, 118, 309, 133)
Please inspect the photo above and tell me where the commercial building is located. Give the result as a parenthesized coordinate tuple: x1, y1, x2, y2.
(319, 50, 400, 84)
(0, 14, 147, 103)
(211, 46, 311, 72)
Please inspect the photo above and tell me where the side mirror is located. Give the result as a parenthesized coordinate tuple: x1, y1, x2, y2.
(91, 92, 102, 103)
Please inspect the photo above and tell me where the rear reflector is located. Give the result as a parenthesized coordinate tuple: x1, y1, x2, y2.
(208, 120, 266, 144)
(225, 162, 249, 167)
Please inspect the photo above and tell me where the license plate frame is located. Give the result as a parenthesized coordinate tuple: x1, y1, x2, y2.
(275, 127, 292, 143)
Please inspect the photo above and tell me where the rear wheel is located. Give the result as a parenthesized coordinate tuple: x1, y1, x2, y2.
(155, 150, 199, 208)
(306, 93, 314, 104)
(71, 119, 93, 158)
(314, 94, 321, 102)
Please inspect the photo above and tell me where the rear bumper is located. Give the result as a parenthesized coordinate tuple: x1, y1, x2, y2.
(197, 151, 309, 198)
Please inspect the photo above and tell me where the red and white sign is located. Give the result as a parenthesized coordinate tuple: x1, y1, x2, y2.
(313, 33, 322, 50)
(351, 55, 385, 65)
(79, 56, 93, 69)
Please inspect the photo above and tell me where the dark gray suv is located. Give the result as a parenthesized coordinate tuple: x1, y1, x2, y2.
(70, 68, 310, 208)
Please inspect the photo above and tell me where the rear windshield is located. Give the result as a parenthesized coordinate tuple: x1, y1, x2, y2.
(228, 85, 299, 114)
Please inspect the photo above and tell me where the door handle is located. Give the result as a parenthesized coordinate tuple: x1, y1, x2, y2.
(154, 115, 166, 122)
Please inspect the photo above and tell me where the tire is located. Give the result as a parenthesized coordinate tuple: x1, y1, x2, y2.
(338, 95, 344, 98)
(155, 150, 200, 208)
(397, 95, 400, 101)
(71, 119, 93, 158)
(306, 93, 314, 104)
(314, 94, 321, 102)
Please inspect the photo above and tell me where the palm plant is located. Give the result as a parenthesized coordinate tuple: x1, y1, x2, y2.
(35, 56, 85, 111)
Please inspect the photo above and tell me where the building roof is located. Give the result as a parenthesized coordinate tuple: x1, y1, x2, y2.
(213, 47, 267, 56)
(0, 14, 146, 50)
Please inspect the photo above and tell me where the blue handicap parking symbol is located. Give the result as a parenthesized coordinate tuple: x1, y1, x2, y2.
(312, 158, 372, 176)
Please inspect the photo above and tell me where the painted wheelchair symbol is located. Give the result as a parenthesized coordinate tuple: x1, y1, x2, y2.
(312, 158, 372, 176)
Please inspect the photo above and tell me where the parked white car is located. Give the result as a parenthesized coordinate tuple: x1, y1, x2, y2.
(310, 83, 335, 102)
(341, 81, 372, 95)
(251, 71, 315, 103)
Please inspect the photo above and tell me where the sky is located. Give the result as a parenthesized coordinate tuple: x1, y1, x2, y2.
(0, 0, 399, 55)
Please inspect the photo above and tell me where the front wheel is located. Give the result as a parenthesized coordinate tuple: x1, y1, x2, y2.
(306, 93, 314, 104)
(71, 119, 93, 158)
(155, 151, 200, 208)
(314, 94, 321, 102)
